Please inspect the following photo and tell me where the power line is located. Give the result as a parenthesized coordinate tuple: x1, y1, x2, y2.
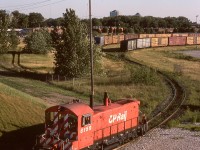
(18, 0, 67, 11)
(1, 0, 67, 12)
(0, 0, 50, 9)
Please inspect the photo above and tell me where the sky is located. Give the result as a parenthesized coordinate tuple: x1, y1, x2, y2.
(0, 0, 200, 22)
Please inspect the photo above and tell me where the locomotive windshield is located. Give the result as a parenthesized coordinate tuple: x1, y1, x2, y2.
(45, 112, 55, 127)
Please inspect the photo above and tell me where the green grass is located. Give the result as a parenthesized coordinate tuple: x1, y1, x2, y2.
(0, 82, 46, 135)
(0, 76, 89, 104)
(162, 50, 200, 62)
(126, 45, 200, 128)
(0, 82, 46, 149)
(0, 53, 54, 73)
(52, 57, 169, 115)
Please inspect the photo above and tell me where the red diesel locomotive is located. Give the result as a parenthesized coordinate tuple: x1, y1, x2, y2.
(34, 93, 147, 150)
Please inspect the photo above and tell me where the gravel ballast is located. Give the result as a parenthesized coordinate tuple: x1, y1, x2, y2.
(121, 128, 200, 150)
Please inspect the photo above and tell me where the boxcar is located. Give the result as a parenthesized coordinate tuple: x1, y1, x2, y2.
(94, 36, 105, 46)
(139, 34, 155, 38)
(120, 39, 137, 51)
(119, 34, 125, 42)
(155, 34, 172, 38)
(188, 33, 200, 37)
(124, 34, 139, 40)
(169, 37, 187, 46)
(197, 37, 200, 44)
(137, 38, 151, 49)
(151, 37, 169, 47)
(172, 33, 188, 37)
(112, 35, 119, 44)
(104, 35, 113, 45)
(186, 37, 197, 45)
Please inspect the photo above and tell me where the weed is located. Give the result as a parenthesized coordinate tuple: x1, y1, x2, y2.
(130, 66, 159, 85)
(166, 119, 180, 128)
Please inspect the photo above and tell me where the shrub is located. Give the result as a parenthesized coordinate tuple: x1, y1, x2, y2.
(23, 30, 52, 54)
(130, 66, 159, 85)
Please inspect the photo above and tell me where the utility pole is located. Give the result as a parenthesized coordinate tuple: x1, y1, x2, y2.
(89, 0, 94, 109)
(196, 15, 198, 49)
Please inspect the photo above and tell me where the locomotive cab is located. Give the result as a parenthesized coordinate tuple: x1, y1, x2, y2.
(34, 101, 94, 150)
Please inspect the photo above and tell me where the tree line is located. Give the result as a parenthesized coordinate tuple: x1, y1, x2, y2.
(0, 9, 198, 78)
(0, 9, 197, 33)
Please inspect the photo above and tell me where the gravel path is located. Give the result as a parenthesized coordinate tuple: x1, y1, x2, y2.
(121, 128, 200, 150)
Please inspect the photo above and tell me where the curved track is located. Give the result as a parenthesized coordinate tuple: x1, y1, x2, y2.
(111, 55, 186, 150)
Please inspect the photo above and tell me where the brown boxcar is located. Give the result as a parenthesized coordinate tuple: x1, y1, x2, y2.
(119, 34, 125, 42)
(112, 35, 119, 44)
(124, 34, 139, 40)
(169, 37, 187, 46)
(197, 37, 200, 44)
(139, 34, 155, 38)
(188, 33, 200, 37)
(151, 37, 168, 47)
(186, 37, 197, 45)
(104, 35, 113, 45)
(172, 33, 188, 37)
(155, 34, 172, 38)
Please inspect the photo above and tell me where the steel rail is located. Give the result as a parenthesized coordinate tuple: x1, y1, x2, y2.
(112, 55, 186, 150)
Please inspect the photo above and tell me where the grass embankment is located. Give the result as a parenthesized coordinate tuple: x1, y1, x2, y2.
(0, 82, 46, 149)
(126, 45, 200, 130)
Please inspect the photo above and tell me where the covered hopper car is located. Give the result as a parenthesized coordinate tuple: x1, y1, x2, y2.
(34, 93, 147, 150)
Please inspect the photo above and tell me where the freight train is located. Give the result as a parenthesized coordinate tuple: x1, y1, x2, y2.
(33, 93, 147, 150)
(94, 33, 200, 51)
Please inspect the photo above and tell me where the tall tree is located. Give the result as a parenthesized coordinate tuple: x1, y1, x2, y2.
(10, 10, 20, 28)
(28, 12, 44, 27)
(24, 30, 52, 54)
(53, 9, 101, 77)
(0, 10, 10, 53)
(18, 13, 29, 28)
(8, 29, 20, 50)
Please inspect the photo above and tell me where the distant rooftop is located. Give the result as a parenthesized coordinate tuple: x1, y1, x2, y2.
(135, 13, 141, 17)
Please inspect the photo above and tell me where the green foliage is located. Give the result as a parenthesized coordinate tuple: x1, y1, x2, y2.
(24, 30, 52, 54)
(180, 108, 200, 123)
(130, 66, 159, 85)
(166, 119, 180, 128)
(8, 29, 20, 50)
(52, 9, 102, 78)
(0, 10, 9, 53)
(28, 12, 44, 27)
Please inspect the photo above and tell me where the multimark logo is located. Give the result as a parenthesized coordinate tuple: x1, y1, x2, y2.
(108, 111, 127, 124)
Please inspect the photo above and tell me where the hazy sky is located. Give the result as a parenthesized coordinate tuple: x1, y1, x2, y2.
(0, 0, 200, 22)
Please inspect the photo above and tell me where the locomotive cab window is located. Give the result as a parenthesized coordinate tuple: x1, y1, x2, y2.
(45, 112, 55, 127)
(82, 114, 91, 126)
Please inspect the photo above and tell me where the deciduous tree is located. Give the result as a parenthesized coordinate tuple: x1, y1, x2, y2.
(52, 9, 102, 78)
(24, 30, 52, 54)
(0, 10, 9, 53)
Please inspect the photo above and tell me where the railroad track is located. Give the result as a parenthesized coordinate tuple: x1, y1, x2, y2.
(111, 55, 186, 150)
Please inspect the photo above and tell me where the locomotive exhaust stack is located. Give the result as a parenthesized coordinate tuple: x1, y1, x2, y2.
(103, 92, 111, 106)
